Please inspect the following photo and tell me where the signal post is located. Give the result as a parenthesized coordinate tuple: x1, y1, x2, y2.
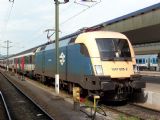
(73, 87, 80, 111)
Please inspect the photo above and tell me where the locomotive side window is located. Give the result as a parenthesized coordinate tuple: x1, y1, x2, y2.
(80, 44, 89, 57)
(96, 38, 131, 61)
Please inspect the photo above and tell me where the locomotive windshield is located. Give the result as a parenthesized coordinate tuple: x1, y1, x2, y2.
(96, 38, 131, 61)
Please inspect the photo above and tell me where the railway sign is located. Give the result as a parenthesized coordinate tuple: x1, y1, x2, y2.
(59, 52, 65, 66)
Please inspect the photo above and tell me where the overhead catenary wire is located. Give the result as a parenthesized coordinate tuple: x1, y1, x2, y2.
(9, 0, 101, 54)
(60, 0, 101, 26)
(1, 1, 14, 40)
(0, 0, 101, 55)
(25, 2, 75, 43)
(0, 1, 15, 56)
(9, 0, 14, 3)
(6, 2, 14, 26)
(27, 0, 101, 44)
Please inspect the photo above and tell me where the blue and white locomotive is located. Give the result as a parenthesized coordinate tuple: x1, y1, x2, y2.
(34, 30, 145, 101)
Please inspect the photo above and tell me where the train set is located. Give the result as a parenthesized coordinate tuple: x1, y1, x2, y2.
(0, 30, 145, 101)
(136, 54, 159, 71)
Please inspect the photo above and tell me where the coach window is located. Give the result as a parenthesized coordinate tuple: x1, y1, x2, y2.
(158, 53, 160, 58)
(142, 58, 145, 64)
(25, 57, 28, 64)
(152, 58, 154, 64)
(151, 58, 153, 64)
(80, 43, 89, 57)
(139, 59, 142, 64)
(153, 58, 157, 64)
(29, 56, 32, 64)
(156, 58, 158, 64)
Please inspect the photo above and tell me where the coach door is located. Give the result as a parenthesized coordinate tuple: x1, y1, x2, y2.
(148, 58, 150, 69)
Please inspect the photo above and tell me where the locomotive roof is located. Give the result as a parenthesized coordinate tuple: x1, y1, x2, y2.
(5, 31, 80, 59)
(7, 27, 102, 58)
(8, 29, 124, 58)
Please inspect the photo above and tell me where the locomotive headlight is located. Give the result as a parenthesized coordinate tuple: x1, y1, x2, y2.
(133, 65, 138, 73)
(95, 65, 103, 75)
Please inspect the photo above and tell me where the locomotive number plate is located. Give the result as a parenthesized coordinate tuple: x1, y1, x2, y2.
(112, 68, 128, 71)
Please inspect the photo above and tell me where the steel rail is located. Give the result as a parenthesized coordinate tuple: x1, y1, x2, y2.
(0, 91, 12, 120)
(0, 72, 55, 120)
(103, 105, 144, 120)
(2, 70, 159, 120)
(130, 103, 160, 113)
(102, 103, 160, 120)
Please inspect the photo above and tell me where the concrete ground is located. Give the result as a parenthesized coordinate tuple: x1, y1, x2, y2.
(2, 71, 118, 120)
(2, 69, 160, 119)
(133, 71, 160, 111)
(138, 71, 160, 77)
(137, 82, 160, 111)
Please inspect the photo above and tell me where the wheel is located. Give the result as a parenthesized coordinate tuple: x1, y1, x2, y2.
(41, 75, 46, 83)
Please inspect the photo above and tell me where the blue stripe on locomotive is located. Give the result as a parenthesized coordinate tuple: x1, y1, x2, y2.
(35, 43, 93, 85)
(66, 44, 93, 84)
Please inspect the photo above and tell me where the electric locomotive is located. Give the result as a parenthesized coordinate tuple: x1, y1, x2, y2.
(34, 31, 145, 101)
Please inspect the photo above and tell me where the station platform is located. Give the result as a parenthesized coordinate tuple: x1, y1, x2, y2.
(1, 69, 160, 119)
(138, 71, 160, 77)
(137, 83, 160, 111)
(2, 71, 114, 120)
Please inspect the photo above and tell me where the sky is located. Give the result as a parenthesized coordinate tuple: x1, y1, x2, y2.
(0, 0, 160, 55)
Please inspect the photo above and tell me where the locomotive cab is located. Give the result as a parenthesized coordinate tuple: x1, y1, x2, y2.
(75, 31, 145, 100)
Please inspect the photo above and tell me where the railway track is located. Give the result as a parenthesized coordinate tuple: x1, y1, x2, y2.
(0, 91, 12, 120)
(0, 72, 55, 120)
(1, 70, 160, 120)
(102, 103, 160, 120)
